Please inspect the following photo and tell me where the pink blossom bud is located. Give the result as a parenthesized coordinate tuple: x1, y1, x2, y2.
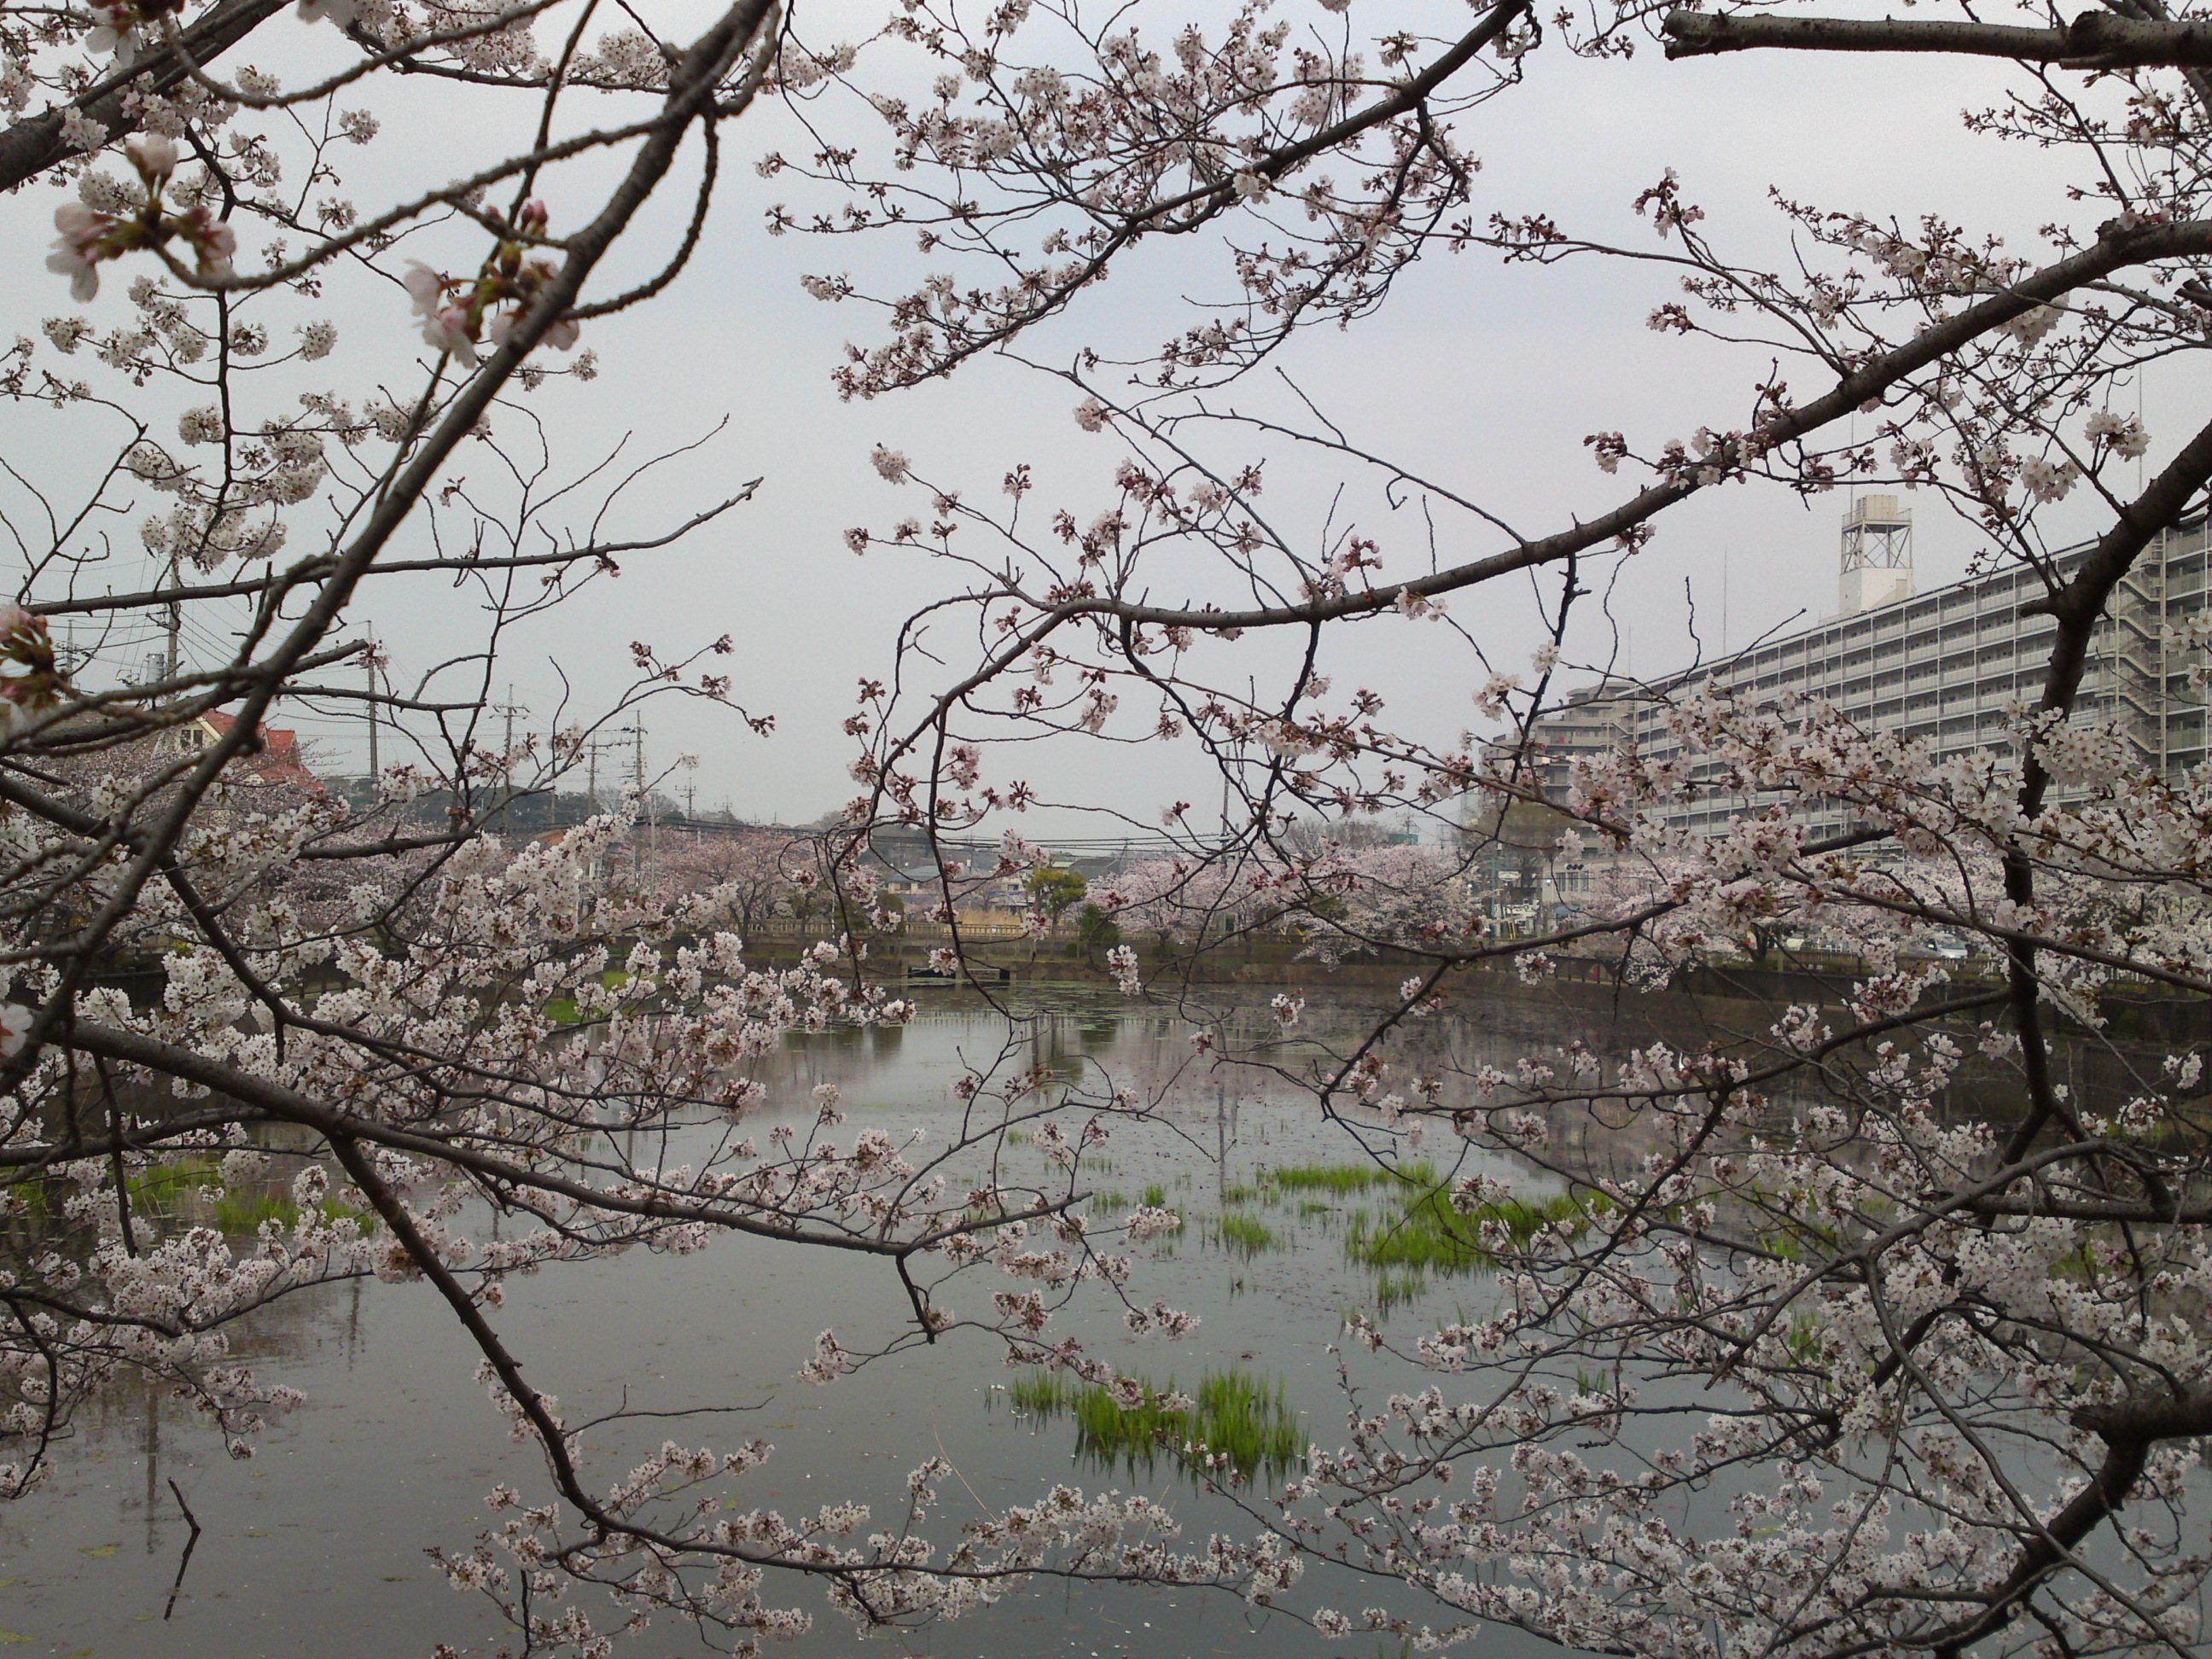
(177, 207, 235, 275)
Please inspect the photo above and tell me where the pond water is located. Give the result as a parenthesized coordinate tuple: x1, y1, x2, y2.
(0, 985, 1687, 1658)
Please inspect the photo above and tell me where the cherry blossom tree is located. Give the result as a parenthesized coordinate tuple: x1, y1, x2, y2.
(1290, 841, 1481, 964)
(0, 1, 1255, 1650)
(632, 824, 805, 934)
(789, 0, 2212, 1653)
(10, 0, 2212, 1652)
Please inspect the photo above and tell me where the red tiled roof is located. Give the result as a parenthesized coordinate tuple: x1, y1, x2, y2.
(201, 709, 324, 792)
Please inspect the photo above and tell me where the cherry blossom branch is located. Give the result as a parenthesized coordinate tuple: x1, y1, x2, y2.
(1662, 9, 2212, 69)
(0, 0, 288, 194)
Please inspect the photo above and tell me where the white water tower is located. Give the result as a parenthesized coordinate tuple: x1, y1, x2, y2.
(1840, 495, 1913, 616)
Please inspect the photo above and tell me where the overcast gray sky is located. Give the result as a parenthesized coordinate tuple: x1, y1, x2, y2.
(9, 0, 2200, 832)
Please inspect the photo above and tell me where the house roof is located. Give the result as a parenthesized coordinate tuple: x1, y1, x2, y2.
(200, 710, 323, 792)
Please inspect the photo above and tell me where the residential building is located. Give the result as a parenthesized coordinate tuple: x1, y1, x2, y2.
(1626, 499, 2209, 839)
(189, 709, 323, 792)
(1475, 499, 2211, 903)
(1498, 679, 1639, 806)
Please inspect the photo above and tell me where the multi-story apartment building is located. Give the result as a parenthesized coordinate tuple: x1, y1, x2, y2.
(1624, 498, 2209, 839)
(1476, 498, 2210, 907)
(1502, 680, 1640, 806)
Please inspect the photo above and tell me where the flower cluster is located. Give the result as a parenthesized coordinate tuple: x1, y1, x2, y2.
(404, 201, 580, 367)
(48, 137, 234, 303)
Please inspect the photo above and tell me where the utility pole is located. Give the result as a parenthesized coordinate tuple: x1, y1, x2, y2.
(363, 622, 378, 783)
(579, 731, 631, 824)
(489, 688, 526, 827)
(164, 546, 182, 690)
(631, 720, 647, 883)
(494, 688, 525, 777)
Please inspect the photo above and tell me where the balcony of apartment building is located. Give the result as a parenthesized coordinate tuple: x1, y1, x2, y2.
(2168, 709, 2207, 769)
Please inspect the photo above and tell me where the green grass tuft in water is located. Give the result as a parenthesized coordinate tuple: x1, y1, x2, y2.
(212, 1191, 376, 1236)
(1371, 1269, 1430, 1314)
(1267, 1160, 1435, 1195)
(1008, 1369, 1303, 1479)
(1213, 1213, 1277, 1257)
(124, 1155, 221, 1213)
(1344, 1190, 1599, 1274)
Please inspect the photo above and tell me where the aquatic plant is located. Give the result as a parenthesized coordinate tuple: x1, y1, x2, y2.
(124, 1154, 221, 1214)
(1213, 1213, 1277, 1257)
(1268, 1159, 1437, 1196)
(1344, 1190, 1598, 1274)
(1009, 1369, 1304, 1480)
(212, 1190, 377, 1237)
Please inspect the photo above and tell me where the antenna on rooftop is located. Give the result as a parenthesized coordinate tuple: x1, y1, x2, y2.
(1840, 496, 1914, 616)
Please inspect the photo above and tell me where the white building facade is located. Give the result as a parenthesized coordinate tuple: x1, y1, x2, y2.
(1624, 503, 2210, 840)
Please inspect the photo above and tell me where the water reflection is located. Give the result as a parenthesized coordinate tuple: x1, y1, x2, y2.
(2, 985, 1654, 1659)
